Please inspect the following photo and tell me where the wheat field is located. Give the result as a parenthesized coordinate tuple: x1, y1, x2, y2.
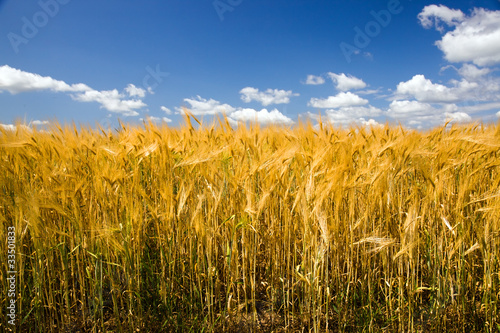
(1, 116, 500, 332)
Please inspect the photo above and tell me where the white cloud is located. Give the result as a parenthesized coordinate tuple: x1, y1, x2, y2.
(31, 120, 49, 126)
(497, 111, 500, 118)
(387, 100, 473, 127)
(308, 105, 382, 127)
(418, 5, 465, 31)
(429, 65, 499, 102)
(229, 108, 294, 126)
(457, 64, 491, 81)
(177, 95, 293, 126)
(72, 90, 144, 116)
(239, 87, 299, 106)
(0, 123, 17, 131)
(363, 52, 374, 61)
(304, 75, 325, 85)
(125, 84, 146, 98)
(179, 96, 235, 115)
(140, 116, 172, 124)
(361, 118, 382, 127)
(328, 72, 367, 91)
(0, 65, 90, 94)
(161, 106, 172, 115)
(308, 92, 368, 108)
(445, 112, 472, 123)
(461, 101, 500, 114)
(357, 88, 382, 95)
(0, 123, 32, 132)
(0, 65, 147, 116)
(395, 74, 472, 103)
(388, 100, 435, 118)
(334, 105, 382, 118)
(419, 6, 500, 66)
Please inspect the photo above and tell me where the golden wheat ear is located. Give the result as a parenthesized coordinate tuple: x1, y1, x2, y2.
(2, 120, 499, 331)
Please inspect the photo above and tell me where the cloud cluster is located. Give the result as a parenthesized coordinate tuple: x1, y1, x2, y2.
(160, 106, 172, 115)
(240, 87, 299, 106)
(418, 5, 465, 31)
(391, 75, 480, 127)
(303, 72, 367, 92)
(0, 123, 30, 132)
(387, 4, 500, 128)
(229, 108, 294, 126)
(160, 106, 173, 123)
(321, 105, 382, 127)
(306, 107, 382, 128)
(304, 75, 325, 85)
(328, 73, 367, 91)
(32, 120, 50, 126)
(298, 5, 499, 128)
(125, 84, 147, 98)
(177, 96, 294, 126)
(180, 96, 235, 116)
(3, 4, 499, 130)
(139, 115, 172, 124)
(0, 65, 90, 94)
(0, 121, 49, 132)
(309, 92, 368, 108)
(419, 6, 500, 66)
(73, 88, 146, 116)
(0, 65, 148, 116)
(457, 64, 491, 81)
(394, 74, 475, 103)
(303, 72, 379, 127)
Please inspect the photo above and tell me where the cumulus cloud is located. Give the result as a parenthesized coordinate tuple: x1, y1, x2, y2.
(461, 102, 500, 114)
(307, 105, 382, 127)
(361, 118, 382, 127)
(0, 65, 90, 94)
(308, 92, 368, 108)
(140, 116, 172, 124)
(418, 5, 465, 31)
(177, 95, 293, 126)
(72, 90, 145, 116)
(179, 96, 235, 115)
(419, 6, 500, 66)
(0, 65, 148, 116)
(239, 87, 299, 106)
(0, 123, 35, 132)
(387, 100, 473, 128)
(388, 100, 437, 128)
(160, 107, 173, 123)
(445, 112, 472, 123)
(0, 123, 18, 131)
(31, 120, 50, 126)
(328, 73, 367, 91)
(357, 88, 382, 95)
(304, 75, 325, 85)
(401, 66, 499, 106)
(457, 64, 491, 81)
(161, 106, 172, 115)
(388, 100, 435, 118)
(125, 84, 146, 98)
(394, 74, 477, 103)
(229, 108, 294, 126)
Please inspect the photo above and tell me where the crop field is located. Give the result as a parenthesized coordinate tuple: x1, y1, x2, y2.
(1, 116, 500, 332)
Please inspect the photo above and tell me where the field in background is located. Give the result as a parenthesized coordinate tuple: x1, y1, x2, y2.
(1, 117, 500, 332)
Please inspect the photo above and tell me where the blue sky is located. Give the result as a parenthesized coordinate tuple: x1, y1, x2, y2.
(1, 0, 500, 130)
